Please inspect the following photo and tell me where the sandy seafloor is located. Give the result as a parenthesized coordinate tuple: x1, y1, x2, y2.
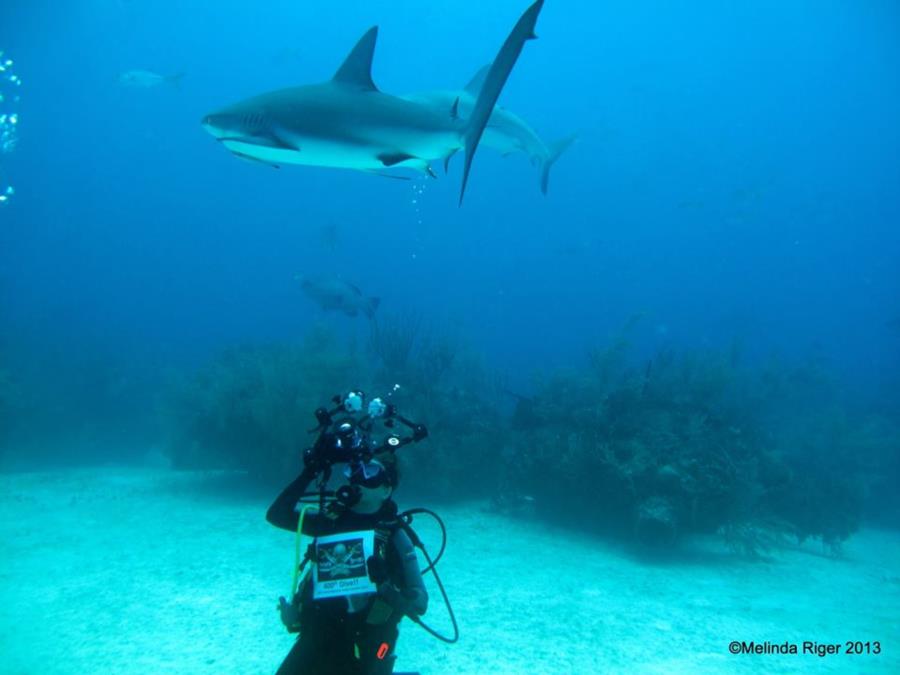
(1, 468, 897, 675)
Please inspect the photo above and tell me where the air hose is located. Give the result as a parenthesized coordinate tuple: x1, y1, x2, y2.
(398, 508, 459, 644)
(291, 504, 315, 595)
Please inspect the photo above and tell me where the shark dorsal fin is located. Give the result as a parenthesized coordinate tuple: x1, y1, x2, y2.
(332, 26, 379, 91)
(463, 64, 491, 96)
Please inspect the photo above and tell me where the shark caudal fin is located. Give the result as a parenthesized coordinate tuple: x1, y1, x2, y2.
(167, 72, 186, 89)
(333, 26, 379, 91)
(364, 296, 381, 320)
(459, 0, 545, 205)
(540, 134, 577, 195)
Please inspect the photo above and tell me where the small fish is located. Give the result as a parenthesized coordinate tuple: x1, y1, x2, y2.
(300, 275, 380, 319)
(118, 70, 184, 89)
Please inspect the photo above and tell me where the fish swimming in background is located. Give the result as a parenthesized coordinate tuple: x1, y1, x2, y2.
(299, 275, 380, 319)
(403, 66, 576, 194)
(118, 69, 185, 88)
(201, 0, 546, 203)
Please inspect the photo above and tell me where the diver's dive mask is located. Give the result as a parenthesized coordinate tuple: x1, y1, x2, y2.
(336, 459, 391, 510)
(344, 459, 388, 488)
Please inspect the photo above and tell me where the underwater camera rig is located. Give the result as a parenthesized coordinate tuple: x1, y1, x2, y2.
(303, 389, 428, 472)
(283, 389, 458, 644)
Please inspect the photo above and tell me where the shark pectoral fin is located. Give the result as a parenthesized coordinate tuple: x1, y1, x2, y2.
(378, 152, 416, 167)
(377, 153, 436, 177)
(333, 26, 379, 91)
(229, 150, 280, 169)
(459, 0, 545, 205)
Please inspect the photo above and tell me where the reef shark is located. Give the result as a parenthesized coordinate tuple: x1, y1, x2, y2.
(202, 0, 545, 203)
(404, 66, 576, 194)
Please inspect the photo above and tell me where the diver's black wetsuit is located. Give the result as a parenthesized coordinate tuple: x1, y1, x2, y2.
(267, 469, 428, 675)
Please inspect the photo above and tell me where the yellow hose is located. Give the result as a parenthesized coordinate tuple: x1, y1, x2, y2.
(292, 504, 315, 595)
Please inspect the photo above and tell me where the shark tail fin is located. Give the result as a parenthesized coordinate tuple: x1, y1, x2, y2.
(364, 297, 380, 320)
(540, 134, 577, 195)
(459, 0, 544, 205)
(168, 72, 186, 89)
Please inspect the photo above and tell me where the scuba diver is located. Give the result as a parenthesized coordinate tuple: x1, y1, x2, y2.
(267, 391, 440, 675)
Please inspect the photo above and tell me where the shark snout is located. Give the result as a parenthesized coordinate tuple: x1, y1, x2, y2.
(201, 111, 257, 139)
(201, 113, 217, 130)
(201, 113, 228, 140)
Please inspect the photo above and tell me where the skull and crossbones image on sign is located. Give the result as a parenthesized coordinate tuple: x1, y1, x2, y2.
(317, 540, 366, 579)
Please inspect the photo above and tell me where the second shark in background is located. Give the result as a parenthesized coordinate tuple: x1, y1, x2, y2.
(404, 65, 576, 195)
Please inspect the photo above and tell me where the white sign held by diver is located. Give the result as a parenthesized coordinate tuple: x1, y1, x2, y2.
(313, 530, 376, 599)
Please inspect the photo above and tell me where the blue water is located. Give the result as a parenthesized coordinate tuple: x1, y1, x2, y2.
(2, 3, 900, 673)
(1, 1, 899, 437)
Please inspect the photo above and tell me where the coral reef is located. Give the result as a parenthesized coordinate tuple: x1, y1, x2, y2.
(367, 312, 504, 497)
(498, 326, 873, 553)
(163, 326, 360, 481)
(161, 317, 894, 555)
(164, 316, 503, 495)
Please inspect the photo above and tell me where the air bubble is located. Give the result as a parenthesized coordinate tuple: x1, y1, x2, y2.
(0, 50, 20, 206)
